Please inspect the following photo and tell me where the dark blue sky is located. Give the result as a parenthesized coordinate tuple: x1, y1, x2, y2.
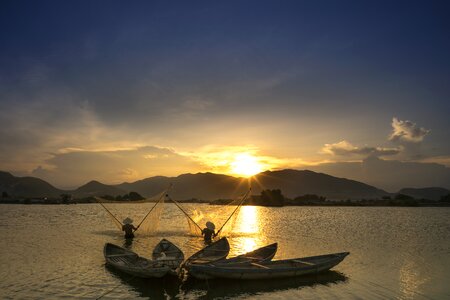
(0, 0, 449, 188)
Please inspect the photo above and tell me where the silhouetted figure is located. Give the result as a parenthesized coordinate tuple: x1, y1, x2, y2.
(122, 217, 138, 239)
(202, 221, 216, 243)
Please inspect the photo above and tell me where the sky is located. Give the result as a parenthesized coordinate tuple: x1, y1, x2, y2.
(0, 0, 449, 191)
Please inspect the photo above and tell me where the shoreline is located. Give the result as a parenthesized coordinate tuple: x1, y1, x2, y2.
(1, 200, 449, 207)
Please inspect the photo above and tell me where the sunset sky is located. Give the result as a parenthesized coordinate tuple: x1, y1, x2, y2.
(1, 1, 449, 191)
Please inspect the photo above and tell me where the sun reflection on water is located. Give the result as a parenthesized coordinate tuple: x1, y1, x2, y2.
(399, 259, 428, 299)
(230, 206, 262, 254)
(236, 206, 259, 234)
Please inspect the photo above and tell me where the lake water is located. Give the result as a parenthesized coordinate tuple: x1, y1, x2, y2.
(0, 203, 449, 299)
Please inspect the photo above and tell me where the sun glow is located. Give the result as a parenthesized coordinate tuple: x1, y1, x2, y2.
(230, 153, 263, 177)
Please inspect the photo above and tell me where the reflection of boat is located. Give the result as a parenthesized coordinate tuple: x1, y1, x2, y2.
(218, 242, 277, 264)
(104, 239, 184, 278)
(187, 252, 349, 279)
(184, 237, 230, 266)
(104, 264, 181, 299)
(152, 238, 184, 275)
(182, 270, 348, 298)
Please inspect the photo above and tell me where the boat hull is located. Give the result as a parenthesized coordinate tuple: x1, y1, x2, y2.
(152, 238, 184, 275)
(184, 237, 230, 266)
(188, 252, 349, 280)
(104, 243, 176, 278)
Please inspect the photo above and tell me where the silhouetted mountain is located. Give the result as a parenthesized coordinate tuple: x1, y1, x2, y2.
(4, 169, 443, 201)
(252, 169, 389, 200)
(118, 172, 249, 200)
(0, 171, 63, 198)
(118, 169, 388, 200)
(72, 180, 126, 198)
(118, 176, 172, 198)
(397, 187, 450, 201)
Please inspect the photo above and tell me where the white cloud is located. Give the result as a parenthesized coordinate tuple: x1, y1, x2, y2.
(389, 117, 430, 142)
(322, 140, 401, 157)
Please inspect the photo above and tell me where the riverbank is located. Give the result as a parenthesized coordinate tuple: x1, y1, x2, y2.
(2, 197, 449, 207)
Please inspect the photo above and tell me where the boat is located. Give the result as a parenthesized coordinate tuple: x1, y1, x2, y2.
(152, 238, 184, 274)
(216, 242, 278, 264)
(187, 252, 349, 279)
(104, 243, 170, 278)
(183, 237, 230, 267)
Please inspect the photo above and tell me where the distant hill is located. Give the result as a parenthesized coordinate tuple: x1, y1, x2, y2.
(72, 180, 126, 198)
(118, 169, 389, 200)
(117, 172, 248, 200)
(397, 187, 450, 201)
(252, 169, 389, 200)
(0, 171, 63, 198)
(3, 169, 442, 201)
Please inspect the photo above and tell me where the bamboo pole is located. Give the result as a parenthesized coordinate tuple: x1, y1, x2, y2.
(135, 185, 172, 231)
(168, 195, 203, 233)
(216, 188, 251, 235)
(96, 198, 123, 224)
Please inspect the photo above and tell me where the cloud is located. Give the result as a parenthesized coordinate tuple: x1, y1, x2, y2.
(31, 146, 203, 188)
(182, 97, 214, 110)
(309, 156, 450, 191)
(389, 117, 430, 142)
(322, 140, 401, 157)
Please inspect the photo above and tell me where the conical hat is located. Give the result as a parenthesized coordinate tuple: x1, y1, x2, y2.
(206, 221, 215, 230)
(123, 217, 133, 225)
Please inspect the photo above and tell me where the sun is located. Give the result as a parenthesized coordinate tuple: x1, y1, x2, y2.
(230, 153, 263, 177)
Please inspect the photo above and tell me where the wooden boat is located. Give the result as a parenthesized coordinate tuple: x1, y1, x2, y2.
(184, 237, 230, 267)
(187, 252, 349, 279)
(216, 242, 278, 264)
(104, 243, 170, 278)
(152, 238, 184, 274)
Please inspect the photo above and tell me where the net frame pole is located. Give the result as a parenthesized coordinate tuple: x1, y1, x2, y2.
(135, 185, 172, 231)
(216, 188, 251, 235)
(168, 195, 203, 233)
(95, 197, 123, 227)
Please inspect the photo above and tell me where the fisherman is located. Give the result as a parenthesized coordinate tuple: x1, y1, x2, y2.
(202, 221, 216, 243)
(122, 217, 138, 239)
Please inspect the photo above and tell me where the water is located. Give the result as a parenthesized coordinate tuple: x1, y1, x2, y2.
(0, 204, 449, 299)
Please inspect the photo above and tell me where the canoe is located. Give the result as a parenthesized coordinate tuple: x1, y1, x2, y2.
(217, 242, 278, 264)
(187, 252, 349, 279)
(104, 243, 170, 278)
(184, 237, 230, 267)
(152, 238, 184, 274)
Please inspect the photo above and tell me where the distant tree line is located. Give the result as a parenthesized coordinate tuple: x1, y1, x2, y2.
(99, 191, 145, 201)
(440, 194, 450, 203)
(248, 189, 285, 207)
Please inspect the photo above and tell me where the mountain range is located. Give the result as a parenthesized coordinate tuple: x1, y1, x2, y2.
(0, 170, 448, 201)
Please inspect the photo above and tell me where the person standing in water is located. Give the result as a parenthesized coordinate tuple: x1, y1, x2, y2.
(202, 221, 216, 243)
(122, 217, 138, 239)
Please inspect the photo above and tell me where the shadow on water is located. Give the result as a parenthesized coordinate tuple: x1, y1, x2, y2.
(92, 230, 122, 237)
(106, 264, 348, 299)
(181, 271, 348, 299)
(105, 265, 181, 299)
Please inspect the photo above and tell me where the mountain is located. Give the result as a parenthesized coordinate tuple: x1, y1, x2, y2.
(0, 169, 407, 201)
(397, 187, 450, 201)
(117, 172, 248, 200)
(117, 169, 389, 200)
(251, 169, 389, 200)
(0, 171, 63, 198)
(72, 180, 126, 198)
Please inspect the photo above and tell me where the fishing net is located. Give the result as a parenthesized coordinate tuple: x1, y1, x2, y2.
(171, 190, 250, 237)
(96, 189, 167, 235)
(136, 196, 165, 234)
